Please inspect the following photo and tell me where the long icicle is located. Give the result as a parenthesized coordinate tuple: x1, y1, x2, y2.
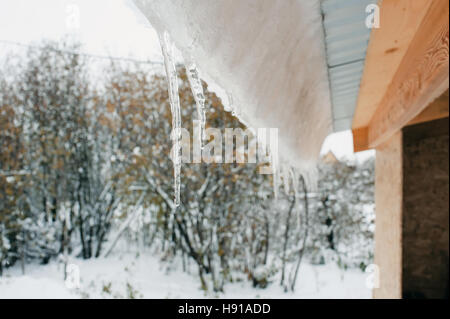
(228, 92, 240, 117)
(185, 61, 207, 147)
(282, 165, 291, 196)
(270, 128, 280, 200)
(270, 142, 279, 200)
(159, 31, 181, 207)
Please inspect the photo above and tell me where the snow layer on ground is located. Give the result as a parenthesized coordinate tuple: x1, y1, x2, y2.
(0, 253, 371, 299)
(131, 0, 332, 173)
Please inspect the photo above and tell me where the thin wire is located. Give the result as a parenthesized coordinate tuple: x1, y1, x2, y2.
(0, 39, 163, 65)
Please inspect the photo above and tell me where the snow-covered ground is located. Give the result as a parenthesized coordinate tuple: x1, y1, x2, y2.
(0, 253, 372, 299)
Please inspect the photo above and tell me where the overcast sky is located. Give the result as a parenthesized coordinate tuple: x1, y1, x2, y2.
(0, 0, 374, 162)
(0, 0, 162, 61)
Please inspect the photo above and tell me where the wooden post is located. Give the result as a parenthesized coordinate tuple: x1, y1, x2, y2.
(373, 118, 449, 299)
(373, 132, 403, 298)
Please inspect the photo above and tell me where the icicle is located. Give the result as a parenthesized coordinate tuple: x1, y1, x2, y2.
(271, 148, 279, 200)
(225, 92, 241, 117)
(291, 168, 300, 200)
(282, 165, 291, 195)
(258, 127, 280, 199)
(185, 61, 207, 147)
(272, 173, 279, 199)
(159, 30, 181, 207)
(223, 92, 232, 112)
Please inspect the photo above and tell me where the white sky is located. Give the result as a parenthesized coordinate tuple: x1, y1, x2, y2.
(0, 0, 374, 162)
(0, 0, 162, 61)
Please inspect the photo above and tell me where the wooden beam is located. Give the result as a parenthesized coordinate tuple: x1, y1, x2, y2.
(353, 0, 449, 152)
(352, 127, 369, 153)
(352, 0, 433, 130)
(354, 89, 449, 152)
(407, 89, 449, 126)
(368, 0, 449, 148)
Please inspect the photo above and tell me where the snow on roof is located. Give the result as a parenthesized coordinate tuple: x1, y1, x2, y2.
(132, 0, 332, 174)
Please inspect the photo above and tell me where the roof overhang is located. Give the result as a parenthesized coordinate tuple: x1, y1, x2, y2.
(132, 0, 448, 164)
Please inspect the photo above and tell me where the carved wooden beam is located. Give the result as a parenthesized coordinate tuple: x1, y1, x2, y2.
(352, 0, 449, 152)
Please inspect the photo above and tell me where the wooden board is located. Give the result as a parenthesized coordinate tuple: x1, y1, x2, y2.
(352, 0, 449, 152)
(407, 89, 449, 126)
(352, 0, 433, 130)
(373, 132, 403, 299)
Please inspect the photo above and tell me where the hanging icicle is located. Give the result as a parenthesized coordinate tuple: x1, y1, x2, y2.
(271, 148, 279, 200)
(221, 92, 231, 113)
(159, 30, 182, 207)
(290, 168, 300, 200)
(282, 165, 291, 196)
(185, 61, 207, 147)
